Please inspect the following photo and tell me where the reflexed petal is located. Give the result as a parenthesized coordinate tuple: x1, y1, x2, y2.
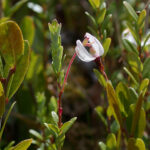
(75, 40, 95, 62)
(85, 33, 104, 57)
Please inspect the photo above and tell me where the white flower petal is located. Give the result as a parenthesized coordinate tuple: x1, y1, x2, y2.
(122, 28, 137, 45)
(85, 33, 104, 57)
(27, 2, 43, 13)
(75, 40, 95, 62)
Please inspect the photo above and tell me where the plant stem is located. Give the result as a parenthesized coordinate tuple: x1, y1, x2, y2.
(58, 52, 76, 128)
(95, 57, 108, 81)
(4, 66, 16, 94)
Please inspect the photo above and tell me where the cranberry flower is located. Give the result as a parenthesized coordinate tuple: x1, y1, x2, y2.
(75, 33, 104, 62)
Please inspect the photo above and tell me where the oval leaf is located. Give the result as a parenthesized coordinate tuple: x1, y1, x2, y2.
(0, 21, 24, 65)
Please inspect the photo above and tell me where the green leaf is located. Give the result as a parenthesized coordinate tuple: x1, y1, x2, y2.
(93, 69, 106, 87)
(29, 129, 43, 141)
(142, 34, 150, 49)
(49, 96, 57, 113)
(116, 82, 130, 115)
(130, 93, 146, 137)
(98, 142, 106, 150)
(21, 16, 35, 45)
(7, 0, 28, 17)
(143, 57, 150, 79)
(0, 101, 16, 140)
(128, 87, 138, 103)
(44, 123, 59, 137)
(61, 117, 77, 134)
(103, 38, 111, 56)
(127, 138, 145, 150)
(97, 8, 106, 25)
(85, 11, 97, 27)
(139, 78, 149, 96)
(0, 21, 24, 65)
(8, 41, 31, 99)
(127, 104, 146, 138)
(122, 39, 138, 54)
(4, 141, 15, 150)
(88, 0, 100, 9)
(137, 9, 146, 28)
(48, 19, 63, 74)
(12, 139, 32, 150)
(127, 52, 143, 75)
(51, 111, 59, 125)
(0, 82, 5, 118)
(106, 81, 123, 127)
(95, 106, 107, 126)
(123, 1, 138, 22)
(106, 133, 117, 149)
(123, 67, 138, 86)
(110, 120, 120, 134)
(26, 51, 42, 81)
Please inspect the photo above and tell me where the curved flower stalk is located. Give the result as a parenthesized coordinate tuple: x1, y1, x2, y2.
(75, 32, 108, 80)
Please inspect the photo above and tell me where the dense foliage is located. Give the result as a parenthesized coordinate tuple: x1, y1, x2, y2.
(0, 0, 150, 150)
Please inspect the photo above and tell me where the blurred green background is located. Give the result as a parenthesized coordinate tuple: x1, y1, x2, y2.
(0, 0, 149, 149)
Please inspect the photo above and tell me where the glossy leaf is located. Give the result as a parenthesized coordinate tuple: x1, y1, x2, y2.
(137, 9, 146, 28)
(0, 21, 24, 65)
(123, 1, 138, 22)
(12, 139, 32, 150)
(61, 117, 77, 134)
(127, 138, 145, 150)
(21, 16, 35, 45)
(103, 38, 111, 56)
(8, 41, 30, 99)
(106, 81, 123, 127)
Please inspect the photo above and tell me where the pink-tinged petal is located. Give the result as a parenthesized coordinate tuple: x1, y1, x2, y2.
(85, 33, 104, 57)
(75, 40, 95, 62)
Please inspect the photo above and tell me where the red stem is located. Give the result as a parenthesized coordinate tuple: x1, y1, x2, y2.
(58, 52, 77, 128)
(95, 57, 108, 81)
